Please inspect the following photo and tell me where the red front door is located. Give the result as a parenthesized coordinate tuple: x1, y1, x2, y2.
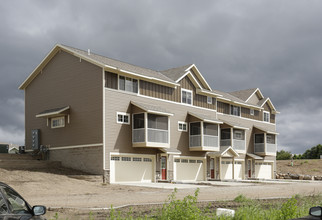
(247, 160, 252, 178)
(161, 156, 167, 180)
(210, 158, 215, 179)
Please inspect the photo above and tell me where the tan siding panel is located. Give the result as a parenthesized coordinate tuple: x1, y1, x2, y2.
(105, 71, 118, 89)
(217, 101, 230, 114)
(139, 80, 175, 102)
(25, 51, 103, 150)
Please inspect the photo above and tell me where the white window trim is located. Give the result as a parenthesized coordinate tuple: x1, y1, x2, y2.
(178, 121, 187, 132)
(230, 105, 241, 117)
(181, 88, 193, 105)
(250, 109, 254, 116)
(116, 112, 130, 125)
(263, 111, 270, 122)
(118, 75, 139, 94)
(51, 116, 65, 129)
(207, 96, 212, 104)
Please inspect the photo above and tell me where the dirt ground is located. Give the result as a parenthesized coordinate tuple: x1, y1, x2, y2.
(276, 159, 322, 176)
(0, 160, 322, 219)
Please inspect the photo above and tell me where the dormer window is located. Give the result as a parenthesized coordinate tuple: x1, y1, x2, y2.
(263, 111, 270, 122)
(207, 96, 212, 104)
(181, 89, 192, 105)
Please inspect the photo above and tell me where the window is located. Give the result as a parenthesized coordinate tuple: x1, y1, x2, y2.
(181, 89, 192, 105)
(133, 113, 145, 129)
(174, 159, 180, 163)
(178, 122, 187, 132)
(233, 129, 245, 140)
(118, 75, 138, 93)
(197, 160, 203, 163)
(207, 96, 212, 104)
(203, 123, 218, 136)
(148, 114, 168, 130)
(263, 111, 270, 122)
(117, 112, 130, 124)
(133, 157, 142, 162)
(143, 158, 152, 162)
(51, 116, 65, 128)
(121, 157, 131, 161)
(181, 159, 188, 163)
(221, 128, 231, 140)
(230, 105, 240, 116)
(190, 122, 201, 135)
(250, 109, 254, 116)
(255, 134, 264, 143)
(111, 156, 120, 161)
(266, 134, 276, 144)
(189, 160, 196, 163)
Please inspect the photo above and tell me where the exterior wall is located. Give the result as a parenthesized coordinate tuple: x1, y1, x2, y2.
(140, 80, 176, 102)
(241, 107, 260, 121)
(104, 88, 215, 170)
(217, 101, 230, 114)
(49, 146, 103, 174)
(247, 92, 261, 105)
(25, 50, 103, 149)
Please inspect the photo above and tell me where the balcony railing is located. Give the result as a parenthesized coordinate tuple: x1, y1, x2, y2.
(190, 135, 201, 147)
(255, 143, 265, 153)
(133, 128, 145, 143)
(204, 135, 219, 147)
(233, 139, 246, 151)
(147, 128, 168, 143)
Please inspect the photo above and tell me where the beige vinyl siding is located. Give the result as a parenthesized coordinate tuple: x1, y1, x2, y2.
(104, 88, 210, 170)
(25, 50, 103, 149)
(217, 101, 230, 114)
(190, 69, 206, 89)
(270, 114, 276, 124)
(247, 93, 261, 105)
(140, 80, 176, 101)
(241, 107, 260, 120)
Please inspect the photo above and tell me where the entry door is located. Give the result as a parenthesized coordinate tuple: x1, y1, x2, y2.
(161, 156, 167, 180)
(210, 158, 215, 179)
(247, 160, 252, 178)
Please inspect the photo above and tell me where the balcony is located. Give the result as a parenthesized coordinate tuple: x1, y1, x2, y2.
(189, 122, 219, 151)
(132, 113, 170, 148)
(220, 128, 246, 153)
(254, 133, 276, 156)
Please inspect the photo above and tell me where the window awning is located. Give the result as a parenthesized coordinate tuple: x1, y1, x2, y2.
(36, 106, 70, 118)
(188, 112, 223, 124)
(131, 101, 173, 116)
(208, 146, 239, 157)
(220, 119, 249, 130)
(159, 148, 181, 155)
(246, 153, 263, 160)
(253, 126, 279, 135)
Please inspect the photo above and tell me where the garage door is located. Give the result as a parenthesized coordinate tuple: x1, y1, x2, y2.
(234, 161, 243, 180)
(255, 162, 272, 179)
(110, 155, 154, 183)
(174, 158, 205, 181)
(221, 160, 233, 179)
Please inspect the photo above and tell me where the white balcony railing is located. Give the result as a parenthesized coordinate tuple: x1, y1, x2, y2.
(190, 135, 201, 147)
(147, 128, 168, 143)
(233, 139, 246, 151)
(267, 143, 277, 153)
(133, 128, 145, 143)
(255, 143, 265, 153)
(203, 135, 219, 147)
(220, 139, 231, 147)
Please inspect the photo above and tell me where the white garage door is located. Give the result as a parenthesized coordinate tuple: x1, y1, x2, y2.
(255, 162, 272, 179)
(174, 158, 205, 181)
(110, 155, 154, 183)
(234, 161, 243, 180)
(221, 160, 233, 179)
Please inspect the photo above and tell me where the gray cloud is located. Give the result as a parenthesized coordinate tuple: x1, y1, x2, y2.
(0, 0, 322, 152)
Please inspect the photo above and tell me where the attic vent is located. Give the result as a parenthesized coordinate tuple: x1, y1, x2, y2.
(88, 49, 91, 55)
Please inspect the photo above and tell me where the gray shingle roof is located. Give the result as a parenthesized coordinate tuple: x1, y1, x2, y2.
(229, 88, 258, 101)
(160, 64, 192, 81)
(62, 45, 175, 83)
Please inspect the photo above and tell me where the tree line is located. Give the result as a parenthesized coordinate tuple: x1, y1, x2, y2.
(276, 144, 322, 160)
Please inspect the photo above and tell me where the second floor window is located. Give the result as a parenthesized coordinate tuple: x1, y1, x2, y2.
(231, 105, 240, 116)
(119, 76, 138, 93)
(263, 111, 270, 122)
(181, 89, 192, 105)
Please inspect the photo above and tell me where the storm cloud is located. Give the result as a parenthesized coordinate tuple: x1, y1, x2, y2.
(1, 0, 322, 153)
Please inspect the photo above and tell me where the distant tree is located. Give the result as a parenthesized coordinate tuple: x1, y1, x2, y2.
(292, 154, 303, 160)
(276, 150, 292, 160)
(301, 144, 322, 159)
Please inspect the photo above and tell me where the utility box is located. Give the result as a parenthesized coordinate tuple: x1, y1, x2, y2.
(0, 144, 9, 153)
(31, 129, 40, 150)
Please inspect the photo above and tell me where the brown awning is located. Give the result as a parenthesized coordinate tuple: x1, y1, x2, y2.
(36, 106, 70, 118)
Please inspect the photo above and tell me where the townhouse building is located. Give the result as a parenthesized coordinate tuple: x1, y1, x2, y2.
(19, 44, 278, 183)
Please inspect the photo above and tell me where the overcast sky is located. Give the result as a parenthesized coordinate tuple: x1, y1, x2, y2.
(1, 0, 322, 154)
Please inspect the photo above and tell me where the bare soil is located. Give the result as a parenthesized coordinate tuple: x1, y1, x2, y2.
(0, 160, 322, 219)
(276, 159, 322, 176)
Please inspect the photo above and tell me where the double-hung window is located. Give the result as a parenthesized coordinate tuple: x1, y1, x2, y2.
(119, 75, 138, 93)
(207, 96, 212, 104)
(230, 105, 240, 116)
(263, 111, 270, 122)
(181, 89, 192, 105)
(117, 112, 130, 124)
